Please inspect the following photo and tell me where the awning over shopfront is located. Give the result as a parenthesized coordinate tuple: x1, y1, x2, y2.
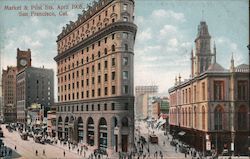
(178, 131, 186, 136)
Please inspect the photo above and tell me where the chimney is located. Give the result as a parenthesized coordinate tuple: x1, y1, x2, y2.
(178, 74, 181, 84)
(230, 52, 235, 72)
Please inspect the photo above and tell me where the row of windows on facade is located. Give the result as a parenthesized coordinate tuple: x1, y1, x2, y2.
(57, 102, 129, 112)
(170, 80, 248, 105)
(5, 92, 14, 96)
(5, 80, 14, 84)
(34, 80, 51, 84)
(59, 72, 116, 91)
(58, 85, 129, 102)
(58, 71, 129, 90)
(59, 3, 129, 47)
(7, 75, 15, 78)
(6, 100, 15, 104)
(5, 86, 14, 90)
(26, 95, 51, 100)
(60, 20, 130, 49)
(59, 18, 130, 50)
(58, 117, 129, 128)
(58, 56, 128, 81)
(170, 105, 247, 130)
(58, 44, 129, 74)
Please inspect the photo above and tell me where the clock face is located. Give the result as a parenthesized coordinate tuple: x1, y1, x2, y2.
(20, 59, 27, 66)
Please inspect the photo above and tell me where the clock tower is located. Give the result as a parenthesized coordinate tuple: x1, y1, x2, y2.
(16, 48, 32, 72)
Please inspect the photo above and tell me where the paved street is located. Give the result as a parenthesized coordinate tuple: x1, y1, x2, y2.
(1, 124, 81, 159)
(134, 120, 192, 159)
(0, 122, 191, 159)
(1, 123, 249, 159)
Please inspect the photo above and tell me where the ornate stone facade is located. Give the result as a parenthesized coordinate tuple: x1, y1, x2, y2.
(169, 21, 249, 155)
(54, 0, 136, 153)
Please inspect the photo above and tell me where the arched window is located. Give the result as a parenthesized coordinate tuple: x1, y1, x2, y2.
(125, 44, 128, 51)
(98, 118, 107, 149)
(77, 117, 83, 142)
(178, 108, 181, 126)
(87, 117, 94, 146)
(112, 45, 115, 51)
(194, 106, 197, 128)
(58, 116, 62, 125)
(121, 117, 128, 127)
(189, 107, 191, 127)
(185, 108, 187, 126)
(214, 105, 223, 130)
(181, 108, 185, 126)
(104, 48, 107, 55)
(238, 105, 247, 130)
(202, 106, 205, 130)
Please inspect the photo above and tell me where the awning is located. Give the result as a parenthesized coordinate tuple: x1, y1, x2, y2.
(178, 131, 186, 136)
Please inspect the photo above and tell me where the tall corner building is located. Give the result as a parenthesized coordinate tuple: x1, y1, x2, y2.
(54, 0, 137, 153)
(169, 21, 249, 155)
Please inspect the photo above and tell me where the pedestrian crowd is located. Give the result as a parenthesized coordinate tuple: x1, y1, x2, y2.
(0, 146, 12, 157)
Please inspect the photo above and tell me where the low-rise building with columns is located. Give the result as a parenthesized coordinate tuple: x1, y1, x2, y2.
(169, 21, 249, 155)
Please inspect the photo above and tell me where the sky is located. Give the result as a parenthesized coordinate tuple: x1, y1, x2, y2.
(0, 0, 249, 98)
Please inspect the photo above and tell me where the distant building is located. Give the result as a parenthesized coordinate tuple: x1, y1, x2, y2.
(135, 85, 158, 119)
(169, 21, 249, 155)
(2, 66, 17, 123)
(16, 67, 54, 123)
(1, 48, 32, 123)
(26, 103, 44, 126)
(152, 100, 160, 120)
(47, 110, 56, 137)
(152, 97, 169, 120)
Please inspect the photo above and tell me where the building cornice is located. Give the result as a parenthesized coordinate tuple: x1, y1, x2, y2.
(57, 0, 114, 40)
(57, 0, 135, 41)
(53, 95, 135, 106)
(54, 21, 137, 62)
(168, 71, 249, 93)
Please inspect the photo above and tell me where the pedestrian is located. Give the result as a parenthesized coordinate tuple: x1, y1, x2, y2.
(14, 145, 16, 150)
(9, 149, 12, 156)
(35, 150, 38, 156)
(63, 150, 65, 157)
(77, 148, 79, 154)
(163, 141, 165, 146)
(43, 149, 45, 155)
(185, 151, 187, 158)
